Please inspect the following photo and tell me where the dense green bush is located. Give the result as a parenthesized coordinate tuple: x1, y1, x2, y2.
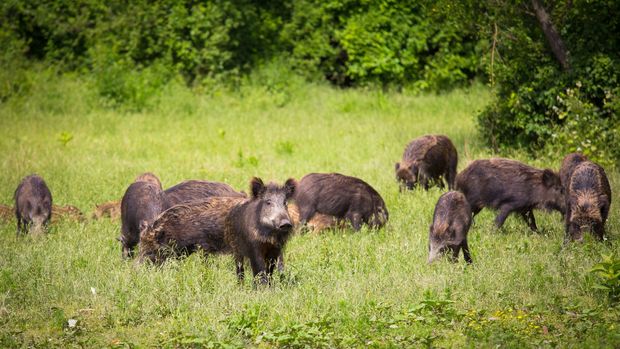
(473, 0, 620, 165)
(0, 0, 287, 107)
(282, 0, 484, 89)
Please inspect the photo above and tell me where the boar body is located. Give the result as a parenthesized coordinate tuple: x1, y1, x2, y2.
(225, 178, 295, 284)
(428, 191, 473, 264)
(395, 135, 458, 191)
(294, 173, 388, 231)
(138, 196, 247, 264)
(456, 158, 564, 231)
(559, 153, 588, 189)
(120, 179, 168, 259)
(565, 161, 611, 242)
(15, 175, 53, 235)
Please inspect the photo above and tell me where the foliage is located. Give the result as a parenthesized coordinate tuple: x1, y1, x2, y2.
(470, 0, 620, 165)
(0, 0, 287, 109)
(590, 254, 620, 303)
(282, 0, 484, 89)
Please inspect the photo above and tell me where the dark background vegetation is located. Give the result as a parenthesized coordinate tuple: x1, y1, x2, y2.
(1, 0, 618, 165)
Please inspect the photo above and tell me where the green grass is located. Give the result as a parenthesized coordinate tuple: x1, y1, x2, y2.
(0, 74, 619, 348)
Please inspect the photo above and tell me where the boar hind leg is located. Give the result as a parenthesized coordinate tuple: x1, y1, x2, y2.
(277, 253, 285, 273)
(346, 211, 363, 231)
(446, 164, 457, 191)
(298, 206, 316, 227)
(494, 206, 513, 229)
(235, 255, 245, 282)
(520, 210, 538, 232)
(462, 240, 473, 264)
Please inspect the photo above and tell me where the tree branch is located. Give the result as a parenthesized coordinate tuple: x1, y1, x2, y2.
(531, 0, 570, 70)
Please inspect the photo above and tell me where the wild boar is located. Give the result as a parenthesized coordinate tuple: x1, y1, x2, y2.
(294, 173, 388, 231)
(428, 191, 473, 264)
(120, 173, 168, 259)
(395, 135, 458, 191)
(224, 177, 296, 284)
(14, 175, 53, 236)
(565, 161, 612, 242)
(138, 196, 248, 264)
(456, 158, 565, 231)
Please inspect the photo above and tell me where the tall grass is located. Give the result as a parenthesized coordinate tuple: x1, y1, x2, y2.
(0, 74, 618, 347)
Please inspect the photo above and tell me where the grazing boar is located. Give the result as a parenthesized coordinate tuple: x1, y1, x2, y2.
(428, 191, 473, 264)
(565, 161, 612, 242)
(134, 172, 163, 189)
(287, 203, 343, 232)
(456, 158, 565, 231)
(14, 175, 53, 235)
(92, 200, 121, 220)
(164, 180, 246, 206)
(395, 135, 458, 191)
(559, 153, 588, 188)
(224, 178, 296, 284)
(120, 173, 168, 259)
(51, 205, 85, 223)
(138, 196, 247, 264)
(294, 173, 388, 231)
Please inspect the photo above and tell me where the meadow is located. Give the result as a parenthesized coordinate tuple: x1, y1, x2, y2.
(0, 72, 618, 348)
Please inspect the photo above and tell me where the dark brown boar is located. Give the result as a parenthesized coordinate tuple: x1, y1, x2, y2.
(134, 172, 163, 189)
(294, 173, 388, 231)
(565, 161, 612, 242)
(456, 158, 565, 231)
(120, 173, 168, 259)
(14, 175, 53, 236)
(138, 196, 248, 264)
(92, 200, 121, 220)
(224, 177, 296, 284)
(164, 180, 246, 206)
(395, 135, 458, 191)
(428, 191, 473, 264)
(559, 153, 588, 189)
(51, 205, 85, 223)
(287, 203, 343, 232)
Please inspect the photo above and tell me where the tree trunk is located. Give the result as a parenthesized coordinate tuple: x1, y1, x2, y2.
(531, 0, 570, 70)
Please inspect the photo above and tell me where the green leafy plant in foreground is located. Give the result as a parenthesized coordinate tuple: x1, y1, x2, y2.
(590, 254, 620, 303)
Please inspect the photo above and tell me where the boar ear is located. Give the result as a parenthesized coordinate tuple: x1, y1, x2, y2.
(250, 177, 265, 198)
(395, 162, 400, 171)
(284, 178, 297, 199)
(542, 169, 560, 188)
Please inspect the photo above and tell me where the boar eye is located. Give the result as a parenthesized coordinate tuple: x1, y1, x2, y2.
(265, 200, 272, 206)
